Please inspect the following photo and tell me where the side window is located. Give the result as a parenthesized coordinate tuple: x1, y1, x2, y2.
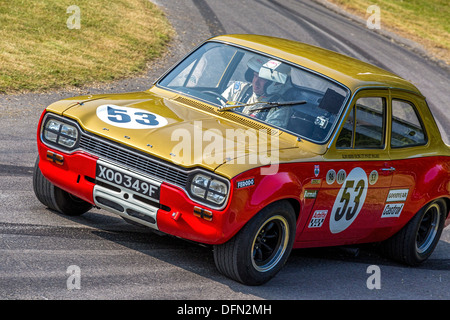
(336, 97, 386, 149)
(391, 99, 427, 148)
(335, 105, 354, 148)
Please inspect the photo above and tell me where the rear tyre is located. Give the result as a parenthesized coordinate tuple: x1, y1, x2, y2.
(213, 201, 296, 285)
(33, 156, 92, 216)
(381, 199, 446, 266)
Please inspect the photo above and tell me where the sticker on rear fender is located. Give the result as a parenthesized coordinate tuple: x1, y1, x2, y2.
(381, 203, 404, 218)
(386, 189, 409, 202)
(96, 161, 161, 201)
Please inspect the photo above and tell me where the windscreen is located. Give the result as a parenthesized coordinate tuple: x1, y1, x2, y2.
(158, 41, 350, 143)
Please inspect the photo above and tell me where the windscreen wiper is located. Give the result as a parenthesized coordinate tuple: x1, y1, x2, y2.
(217, 100, 306, 112)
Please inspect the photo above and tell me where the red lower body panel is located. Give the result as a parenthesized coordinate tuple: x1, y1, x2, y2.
(37, 141, 239, 245)
(37, 139, 450, 248)
(38, 147, 97, 204)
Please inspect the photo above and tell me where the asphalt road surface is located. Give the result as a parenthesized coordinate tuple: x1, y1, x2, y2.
(1, 0, 449, 301)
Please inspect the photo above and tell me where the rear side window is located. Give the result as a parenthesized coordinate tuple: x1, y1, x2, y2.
(336, 97, 386, 149)
(391, 99, 427, 148)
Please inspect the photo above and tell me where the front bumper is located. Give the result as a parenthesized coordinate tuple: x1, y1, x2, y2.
(37, 141, 239, 245)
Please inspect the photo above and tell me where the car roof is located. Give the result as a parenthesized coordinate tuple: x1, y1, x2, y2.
(211, 34, 422, 96)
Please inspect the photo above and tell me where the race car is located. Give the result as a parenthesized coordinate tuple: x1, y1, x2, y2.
(33, 34, 450, 285)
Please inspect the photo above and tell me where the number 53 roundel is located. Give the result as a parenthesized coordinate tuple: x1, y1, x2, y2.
(96, 105, 168, 129)
(330, 167, 368, 234)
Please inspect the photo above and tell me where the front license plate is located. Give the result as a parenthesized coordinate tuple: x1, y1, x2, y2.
(96, 161, 160, 201)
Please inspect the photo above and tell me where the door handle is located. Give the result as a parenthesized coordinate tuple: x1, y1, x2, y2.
(381, 167, 396, 173)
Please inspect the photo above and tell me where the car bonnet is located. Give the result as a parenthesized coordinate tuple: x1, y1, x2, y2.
(46, 88, 321, 177)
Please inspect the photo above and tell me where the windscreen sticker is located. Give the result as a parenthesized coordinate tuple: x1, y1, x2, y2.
(96, 105, 168, 129)
(330, 167, 368, 234)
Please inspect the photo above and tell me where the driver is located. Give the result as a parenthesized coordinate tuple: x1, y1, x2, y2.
(221, 56, 292, 128)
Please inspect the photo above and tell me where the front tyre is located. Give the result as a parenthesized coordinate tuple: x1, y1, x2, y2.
(213, 201, 296, 285)
(381, 199, 447, 266)
(33, 156, 92, 216)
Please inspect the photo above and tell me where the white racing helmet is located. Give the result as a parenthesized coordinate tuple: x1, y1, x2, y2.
(246, 56, 291, 96)
(247, 56, 269, 73)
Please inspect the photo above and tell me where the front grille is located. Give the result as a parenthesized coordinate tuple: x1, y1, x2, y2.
(79, 134, 189, 187)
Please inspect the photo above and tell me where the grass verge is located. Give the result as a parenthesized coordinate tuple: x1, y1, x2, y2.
(327, 0, 449, 65)
(0, 0, 174, 93)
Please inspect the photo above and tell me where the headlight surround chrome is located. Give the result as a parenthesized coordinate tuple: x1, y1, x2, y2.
(42, 116, 79, 150)
(189, 173, 229, 207)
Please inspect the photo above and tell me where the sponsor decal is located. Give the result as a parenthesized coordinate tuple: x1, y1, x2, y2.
(326, 169, 336, 185)
(342, 153, 380, 159)
(236, 178, 255, 189)
(330, 167, 368, 234)
(386, 189, 409, 202)
(314, 165, 320, 177)
(369, 170, 378, 185)
(96, 105, 168, 129)
(308, 210, 328, 228)
(336, 169, 346, 185)
(381, 203, 404, 218)
(304, 190, 318, 199)
(311, 179, 321, 185)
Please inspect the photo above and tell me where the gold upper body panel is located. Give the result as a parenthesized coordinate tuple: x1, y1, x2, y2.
(45, 35, 448, 179)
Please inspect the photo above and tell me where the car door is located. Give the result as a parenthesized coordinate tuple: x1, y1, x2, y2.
(384, 91, 429, 224)
(299, 89, 394, 244)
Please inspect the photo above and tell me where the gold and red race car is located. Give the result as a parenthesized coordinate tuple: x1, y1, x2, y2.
(34, 34, 450, 285)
